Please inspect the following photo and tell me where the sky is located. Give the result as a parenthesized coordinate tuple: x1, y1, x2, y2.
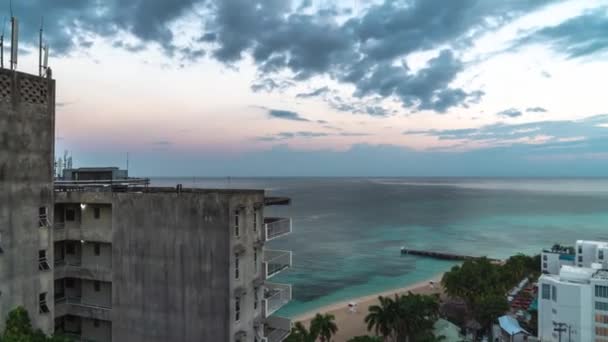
(10, 0, 608, 176)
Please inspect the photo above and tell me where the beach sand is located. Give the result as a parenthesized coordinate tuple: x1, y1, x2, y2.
(293, 274, 444, 342)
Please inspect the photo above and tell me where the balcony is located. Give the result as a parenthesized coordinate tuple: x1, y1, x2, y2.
(264, 249, 292, 279)
(263, 316, 291, 342)
(264, 218, 292, 241)
(54, 259, 112, 282)
(54, 296, 111, 321)
(263, 283, 292, 318)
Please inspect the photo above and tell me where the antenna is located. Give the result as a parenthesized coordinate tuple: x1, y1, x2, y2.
(9, 16, 17, 70)
(38, 16, 43, 76)
(126, 152, 129, 171)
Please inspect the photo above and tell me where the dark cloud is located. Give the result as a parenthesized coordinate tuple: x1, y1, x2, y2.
(251, 78, 294, 92)
(14, 0, 565, 112)
(296, 86, 330, 98)
(515, 9, 608, 59)
(339, 132, 371, 137)
(497, 108, 523, 118)
(267, 109, 310, 121)
(526, 107, 548, 113)
(316, 120, 328, 124)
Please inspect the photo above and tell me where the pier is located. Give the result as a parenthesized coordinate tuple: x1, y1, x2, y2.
(400, 247, 499, 262)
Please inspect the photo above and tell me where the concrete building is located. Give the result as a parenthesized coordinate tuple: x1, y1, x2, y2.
(538, 240, 608, 342)
(53, 171, 293, 342)
(60, 167, 128, 181)
(0, 68, 56, 333)
(541, 244, 575, 275)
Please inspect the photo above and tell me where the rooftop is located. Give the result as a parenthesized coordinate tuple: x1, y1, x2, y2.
(54, 180, 290, 205)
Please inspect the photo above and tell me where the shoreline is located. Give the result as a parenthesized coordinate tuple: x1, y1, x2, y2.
(293, 273, 444, 323)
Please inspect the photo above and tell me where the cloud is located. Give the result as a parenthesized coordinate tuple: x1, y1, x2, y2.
(402, 114, 608, 150)
(526, 107, 548, 113)
(152, 140, 172, 145)
(296, 86, 330, 98)
(256, 131, 330, 141)
(13, 0, 571, 113)
(267, 109, 310, 121)
(202, 0, 560, 113)
(540, 70, 552, 78)
(515, 9, 608, 59)
(497, 108, 523, 118)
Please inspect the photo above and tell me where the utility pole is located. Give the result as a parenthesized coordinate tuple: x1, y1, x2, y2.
(553, 322, 567, 342)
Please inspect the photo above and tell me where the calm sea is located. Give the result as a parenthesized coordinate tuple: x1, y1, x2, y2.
(150, 177, 608, 318)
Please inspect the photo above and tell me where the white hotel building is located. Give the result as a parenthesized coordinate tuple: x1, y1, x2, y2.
(538, 240, 608, 342)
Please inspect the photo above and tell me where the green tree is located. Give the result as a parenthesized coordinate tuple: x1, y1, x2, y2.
(285, 322, 317, 342)
(365, 296, 394, 341)
(310, 313, 338, 342)
(1, 307, 72, 342)
(347, 336, 383, 342)
(2, 307, 33, 341)
(365, 293, 440, 342)
(473, 293, 509, 340)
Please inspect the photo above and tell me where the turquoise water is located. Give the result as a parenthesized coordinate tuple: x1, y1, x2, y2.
(151, 177, 608, 318)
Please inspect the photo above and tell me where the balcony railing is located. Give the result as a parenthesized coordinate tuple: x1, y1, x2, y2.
(55, 296, 111, 310)
(264, 218, 292, 241)
(263, 249, 292, 279)
(264, 316, 292, 342)
(263, 283, 292, 318)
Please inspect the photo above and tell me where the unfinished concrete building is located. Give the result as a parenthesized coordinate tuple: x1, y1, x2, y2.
(53, 172, 293, 342)
(0, 68, 56, 333)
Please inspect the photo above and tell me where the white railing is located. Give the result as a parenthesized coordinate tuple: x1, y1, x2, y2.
(264, 249, 292, 279)
(265, 218, 292, 241)
(263, 283, 292, 317)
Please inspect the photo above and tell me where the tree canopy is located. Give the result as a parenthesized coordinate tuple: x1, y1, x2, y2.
(0, 307, 71, 342)
(365, 292, 440, 342)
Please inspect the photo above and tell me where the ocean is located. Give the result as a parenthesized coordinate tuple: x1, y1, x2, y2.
(150, 177, 608, 318)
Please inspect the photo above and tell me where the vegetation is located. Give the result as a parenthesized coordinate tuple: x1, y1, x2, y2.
(365, 292, 440, 342)
(310, 314, 338, 342)
(0, 307, 71, 342)
(347, 336, 383, 342)
(441, 254, 539, 338)
(285, 314, 337, 342)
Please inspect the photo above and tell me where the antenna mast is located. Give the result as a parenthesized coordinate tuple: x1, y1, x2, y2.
(0, 18, 4, 69)
(38, 17, 42, 76)
(9, 16, 17, 70)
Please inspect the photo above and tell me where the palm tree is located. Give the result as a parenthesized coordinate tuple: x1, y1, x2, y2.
(310, 313, 338, 342)
(365, 296, 395, 341)
(285, 322, 316, 342)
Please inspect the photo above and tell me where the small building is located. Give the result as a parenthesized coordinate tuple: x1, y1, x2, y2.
(498, 315, 530, 342)
(61, 167, 128, 181)
(541, 244, 575, 275)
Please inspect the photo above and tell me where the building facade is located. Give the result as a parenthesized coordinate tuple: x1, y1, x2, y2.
(53, 175, 292, 342)
(0, 68, 56, 334)
(538, 240, 608, 342)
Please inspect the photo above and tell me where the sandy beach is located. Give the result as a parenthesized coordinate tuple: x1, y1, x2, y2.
(293, 274, 444, 342)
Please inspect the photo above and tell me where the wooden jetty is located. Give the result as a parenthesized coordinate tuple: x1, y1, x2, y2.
(400, 247, 499, 262)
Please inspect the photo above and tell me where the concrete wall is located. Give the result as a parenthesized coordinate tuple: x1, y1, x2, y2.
(81, 280, 111, 308)
(111, 190, 263, 342)
(0, 69, 55, 333)
(82, 317, 111, 342)
(82, 242, 112, 270)
(229, 196, 267, 341)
